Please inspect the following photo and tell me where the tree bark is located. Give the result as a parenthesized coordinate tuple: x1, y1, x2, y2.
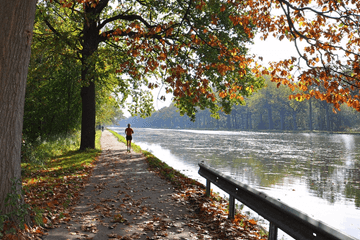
(0, 0, 36, 216)
(80, 82, 96, 150)
(79, 6, 100, 150)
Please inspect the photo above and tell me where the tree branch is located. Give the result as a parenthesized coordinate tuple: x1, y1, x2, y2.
(98, 13, 157, 31)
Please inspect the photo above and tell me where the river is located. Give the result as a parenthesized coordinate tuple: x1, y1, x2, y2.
(109, 127, 360, 239)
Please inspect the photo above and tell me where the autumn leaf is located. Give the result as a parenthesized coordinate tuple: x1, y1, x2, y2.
(220, 4, 226, 12)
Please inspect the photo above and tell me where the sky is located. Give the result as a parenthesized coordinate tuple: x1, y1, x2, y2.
(249, 35, 299, 64)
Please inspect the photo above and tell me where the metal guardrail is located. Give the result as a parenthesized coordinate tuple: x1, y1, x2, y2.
(198, 163, 358, 240)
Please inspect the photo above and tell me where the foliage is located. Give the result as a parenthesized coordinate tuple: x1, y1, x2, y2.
(24, 9, 83, 143)
(238, 0, 360, 112)
(35, 0, 265, 150)
(96, 90, 124, 126)
(25, 8, 126, 144)
(21, 132, 81, 165)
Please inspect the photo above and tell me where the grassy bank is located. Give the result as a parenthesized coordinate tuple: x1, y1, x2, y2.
(1, 131, 101, 239)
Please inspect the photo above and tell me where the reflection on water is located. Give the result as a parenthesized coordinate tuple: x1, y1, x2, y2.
(110, 127, 360, 239)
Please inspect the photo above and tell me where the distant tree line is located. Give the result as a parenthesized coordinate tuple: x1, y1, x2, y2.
(121, 78, 360, 132)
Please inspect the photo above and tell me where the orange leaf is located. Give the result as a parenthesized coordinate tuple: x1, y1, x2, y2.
(24, 223, 30, 232)
(35, 228, 44, 234)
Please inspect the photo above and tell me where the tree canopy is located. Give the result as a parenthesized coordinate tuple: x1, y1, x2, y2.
(36, 0, 264, 149)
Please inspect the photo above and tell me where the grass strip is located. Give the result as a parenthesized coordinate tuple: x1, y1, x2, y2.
(0, 131, 102, 238)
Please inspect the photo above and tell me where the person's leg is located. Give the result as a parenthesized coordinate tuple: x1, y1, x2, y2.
(128, 140, 131, 152)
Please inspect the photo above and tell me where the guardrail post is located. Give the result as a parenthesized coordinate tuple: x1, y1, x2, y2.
(268, 222, 278, 240)
(206, 179, 211, 196)
(228, 195, 235, 219)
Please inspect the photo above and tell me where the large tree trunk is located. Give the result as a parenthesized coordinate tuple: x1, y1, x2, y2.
(79, 6, 100, 150)
(0, 0, 36, 217)
(80, 82, 96, 150)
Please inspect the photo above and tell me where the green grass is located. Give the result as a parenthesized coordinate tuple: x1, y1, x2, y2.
(1, 131, 102, 238)
(16, 131, 102, 236)
(22, 132, 101, 182)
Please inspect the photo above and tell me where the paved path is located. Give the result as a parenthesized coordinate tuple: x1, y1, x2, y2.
(43, 130, 199, 240)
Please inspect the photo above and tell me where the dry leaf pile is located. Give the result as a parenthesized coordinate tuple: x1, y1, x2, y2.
(172, 187, 266, 240)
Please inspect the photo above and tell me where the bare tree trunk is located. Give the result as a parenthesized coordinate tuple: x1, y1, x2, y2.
(0, 0, 36, 216)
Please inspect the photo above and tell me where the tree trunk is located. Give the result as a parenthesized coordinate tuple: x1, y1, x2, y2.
(292, 111, 298, 131)
(259, 113, 265, 129)
(309, 98, 313, 131)
(226, 114, 231, 129)
(267, 103, 273, 130)
(80, 82, 96, 150)
(280, 109, 286, 130)
(79, 6, 100, 150)
(0, 0, 36, 217)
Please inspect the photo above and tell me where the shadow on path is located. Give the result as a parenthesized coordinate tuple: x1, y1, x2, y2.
(43, 130, 198, 240)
